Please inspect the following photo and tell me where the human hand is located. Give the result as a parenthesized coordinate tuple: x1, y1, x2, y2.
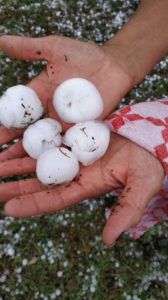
(0, 34, 133, 121)
(0, 34, 133, 161)
(0, 133, 164, 245)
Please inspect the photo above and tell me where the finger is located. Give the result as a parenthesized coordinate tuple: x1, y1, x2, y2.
(0, 157, 36, 176)
(102, 181, 156, 245)
(0, 35, 56, 61)
(4, 181, 89, 217)
(0, 178, 47, 202)
(0, 126, 23, 145)
(0, 140, 26, 162)
(4, 162, 109, 217)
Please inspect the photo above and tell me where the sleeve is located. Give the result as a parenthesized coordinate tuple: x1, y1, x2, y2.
(105, 99, 168, 238)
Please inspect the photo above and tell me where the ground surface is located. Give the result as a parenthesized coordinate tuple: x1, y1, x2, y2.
(0, 1, 168, 299)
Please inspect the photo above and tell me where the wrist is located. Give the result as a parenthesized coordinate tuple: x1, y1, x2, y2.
(103, 41, 139, 87)
(104, 0, 168, 86)
(106, 32, 168, 87)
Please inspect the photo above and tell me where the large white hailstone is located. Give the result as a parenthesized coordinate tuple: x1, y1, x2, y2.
(53, 78, 103, 123)
(0, 85, 44, 128)
(36, 147, 79, 185)
(23, 118, 62, 159)
(63, 120, 110, 166)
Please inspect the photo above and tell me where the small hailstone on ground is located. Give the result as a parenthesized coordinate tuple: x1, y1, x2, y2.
(14, 267, 22, 274)
(0, 85, 43, 128)
(0, 275, 7, 283)
(63, 120, 110, 166)
(63, 261, 68, 267)
(90, 286, 96, 293)
(22, 258, 28, 266)
(41, 255, 46, 260)
(47, 240, 53, 248)
(55, 289, 61, 296)
(23, 118, 62, 159)
(57, 271, 63, 277)
(36, 147, 79, 185)
(53, 78, 103, 123)
(6, 246, 15, 256)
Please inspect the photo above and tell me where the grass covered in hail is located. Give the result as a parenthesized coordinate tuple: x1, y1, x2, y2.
(0, 0, 168, 299)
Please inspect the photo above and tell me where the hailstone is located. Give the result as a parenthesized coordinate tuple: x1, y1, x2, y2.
(53, 78, 103, 123)
(23, 118, 62, 159)
(63, 120, 110, 166)
(0, 85, 44, 128)
(36, 147, 79, 185)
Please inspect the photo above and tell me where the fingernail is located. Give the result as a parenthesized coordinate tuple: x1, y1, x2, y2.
(111, 241, 116, 247)
(107, 241, 116, 248)
(108, 235, 122, 247)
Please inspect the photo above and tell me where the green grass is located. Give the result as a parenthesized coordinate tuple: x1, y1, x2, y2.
(0, 0, 168, 299)
(0, 203, 168, 299)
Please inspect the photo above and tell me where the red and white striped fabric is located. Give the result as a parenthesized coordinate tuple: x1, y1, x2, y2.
(105, 99, 168, 238)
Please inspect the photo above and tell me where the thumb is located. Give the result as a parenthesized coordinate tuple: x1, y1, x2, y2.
(102, 178, 160, 245)
(0, 35, 58, 61)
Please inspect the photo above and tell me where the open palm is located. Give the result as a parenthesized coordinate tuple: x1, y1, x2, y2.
(0, 132, 164, 245)
(0, 35, 132, 162)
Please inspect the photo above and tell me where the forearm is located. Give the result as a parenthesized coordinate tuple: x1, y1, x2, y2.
(106, 0, 168, 85)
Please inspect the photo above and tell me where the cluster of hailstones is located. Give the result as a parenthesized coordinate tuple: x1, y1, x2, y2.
(0, 78, 110, 185)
